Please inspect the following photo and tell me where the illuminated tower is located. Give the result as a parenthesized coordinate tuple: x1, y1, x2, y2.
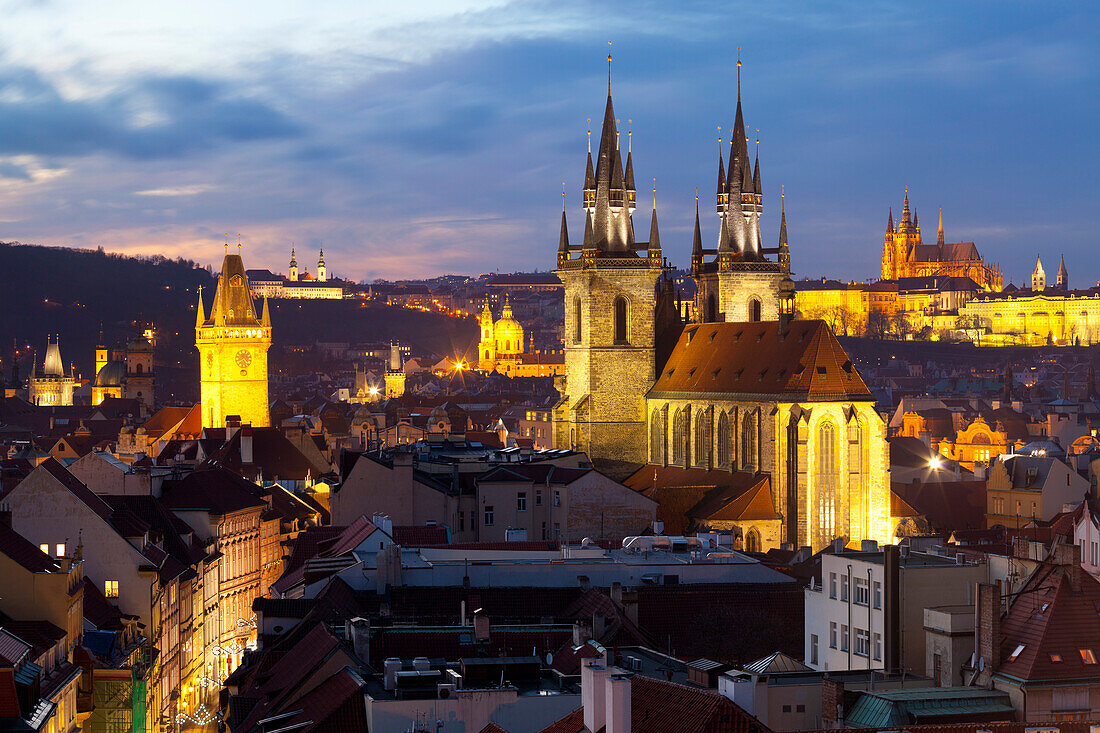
(384, 343, 406, 398)
(1032, 255, 1046, 292)
(478, 303, 497, 371)
(288, 248, 298, 282)
(196, 248, 272, 429)
(317, 248, 327, 282)
(553, 50, 663, 466)
(28, 337, 75, 406)
(1057, 255, 1068, 290)
(693, 54, 786, 324)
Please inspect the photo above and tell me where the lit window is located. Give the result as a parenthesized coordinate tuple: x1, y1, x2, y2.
(39, 544, 49, 554)
(1007, 644, 1025, 662)
(55, 543, 65, 557)
(1050, 654, 1063, 663)
(1081, 649, 1097, 664)
(105, 580, 119, 598)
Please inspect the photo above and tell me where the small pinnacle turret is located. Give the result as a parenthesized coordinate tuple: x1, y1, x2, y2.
(937, 208, 944, 245)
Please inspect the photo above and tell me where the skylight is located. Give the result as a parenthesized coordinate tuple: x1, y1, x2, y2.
(1050, 653, 1063, 663)
(1007, 644, 1025, 662)
(1081, 649, 1097, 664)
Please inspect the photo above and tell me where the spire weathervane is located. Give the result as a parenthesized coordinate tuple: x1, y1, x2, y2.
(237, 233, 241, 255)
(607, 41, 612, 92)
(586, 118, 591, 153)
(562, 182, 566, 212)
(737, 46, 741, 92)
(627, 120, 632, 153)
(652, 177, 656, 209)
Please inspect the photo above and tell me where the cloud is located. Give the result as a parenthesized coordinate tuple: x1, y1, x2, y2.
(135, 184, 217, 197)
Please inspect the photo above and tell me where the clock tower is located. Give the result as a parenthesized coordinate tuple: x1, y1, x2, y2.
(196, 248, 272, 429)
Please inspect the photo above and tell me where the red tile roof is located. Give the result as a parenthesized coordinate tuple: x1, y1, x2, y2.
(623, 465, 774, 535)
(892, 480, 986, 531)
(0, 522, 59, 574)
(322, 515, 382, 557)
(650, 320, 871, 401)
(997, 564, 1100, 682)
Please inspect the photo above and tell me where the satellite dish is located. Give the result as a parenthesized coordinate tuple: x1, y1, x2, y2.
(546, 652, 554, 666)
(978, 656, 986, 672)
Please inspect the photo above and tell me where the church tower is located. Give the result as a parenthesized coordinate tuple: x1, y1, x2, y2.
(317, 248, 327, 282)
(384, 343, 406, 398)
(1056, 255, 1068, 290)
(478, 303, 497, 371)
(196, 247, 272, 429)
(693, 57, 786, 324)
(289, 248, 298, 281)
(553, 53, 664, 468)
(1032, 255, 1046, 292)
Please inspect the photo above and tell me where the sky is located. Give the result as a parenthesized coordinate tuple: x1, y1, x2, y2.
(0, 1, 1097, 283)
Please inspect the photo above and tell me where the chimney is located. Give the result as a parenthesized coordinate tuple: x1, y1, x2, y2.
(975, 581, 1000, 686)
(581, 660, 611, 733)
(605, 673, 632, 733)
(821, 676, 845, 728)
(592, 612, 606, 641)
(345, 617, 370, 666)
(473, 609, 490, 642)
(240, 425, 254, 465)
(371, 513, 393, 538)
(861, 539, 879, 552)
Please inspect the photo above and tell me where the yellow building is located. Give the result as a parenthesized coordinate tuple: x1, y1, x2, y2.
(938, 415, 1011, 472)
(92, 331, 155, 407)
(196, 249, 272, 429)
(959, 272, 1100, 346)
(384, 343, 406, 398)
(478, 297, 567, 378)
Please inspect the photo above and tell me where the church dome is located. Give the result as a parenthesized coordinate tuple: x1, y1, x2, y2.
(493, 310, 525, 356)
(94, 360, 126, 387)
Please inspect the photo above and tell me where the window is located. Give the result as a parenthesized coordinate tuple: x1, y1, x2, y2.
(553, 522, 560, 538)
(829, 622, 837, 649)
(873, 632, 882, 661)
(855, 628, 870, 657)
(1081, 649, 1097, 664)
(993, 496, 1005, 514)
(517, 492, 527, 512)
(840, 574, 849, 602)
(1092, 541, 1098, 566)
(796, 705, 806, 713)
(817, 421, 838, 545)
(782, 705, 792, 713)
(483, 506, 495, 526)
(716, 411, 731, 470)
(39, 544, 49, 554)
(854, 577, 868, 606)
(841, 624, 849, 652)
(750, 298, 762, 322)
(55, 543, 65, 557)
(1050, 653, 1063, 662)
(706, 294, 717, 323)
(536, 490, 543, 506)
(541, 522, 547, 540)
(573, 297, 582, 344)
(745, 529, 760, 553)
(553, 490, 561, 507)
(829, 572, 837, 599)
(873, 581, 882, 609)
(810, 634, 819, 665)
(105, 580, 119, 598)
(1007, 644, 1025, 662)
(613, 296, 628, 343)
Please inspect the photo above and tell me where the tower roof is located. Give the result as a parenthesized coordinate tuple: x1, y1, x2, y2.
(1033, 254, 1045, 277)
(1057, 255, 1068, 281)
(691, 197, 703, 256)
(937, 209, 944, 245)
(779, 194, 788, 249)
(648, 202, 660, 252)
(42, 337, 64, 377)
(558, 209, 569, 252)
(209, 252, 261, 327)
(887, 207, 894, 232)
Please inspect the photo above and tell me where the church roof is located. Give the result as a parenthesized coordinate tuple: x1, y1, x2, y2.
(94, 360, 126, 387)
(42, 339, 64, 376)
(649, 320, 872, 402)
(207, 252, 261, 326)
(909, 242, 980, 263)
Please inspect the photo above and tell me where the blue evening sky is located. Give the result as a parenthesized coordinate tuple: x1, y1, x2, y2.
(0, 1, 1095, 283)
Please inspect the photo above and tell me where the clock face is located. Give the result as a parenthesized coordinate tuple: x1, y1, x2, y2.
(235, 349, 252, 369)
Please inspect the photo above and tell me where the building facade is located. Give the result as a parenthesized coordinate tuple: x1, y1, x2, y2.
(28, 336, 76, 407)
(93, 331, 156, 407)
(196, 250, 272, 429)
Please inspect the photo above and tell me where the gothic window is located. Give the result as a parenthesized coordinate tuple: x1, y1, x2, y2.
(230, 274, 243, 287)
(848, 418, 868, 540)
(706, 294, 717, 323)
(745, 528, 761, 553)
(614, 296, 628, 344)
(672, 409, 686, 467)
(650, 409, 665, 465)
(750, 298, 762, 322)
(717, 411, 731, 471)
(741, 411, 757, 471)
(817, 421, 838, 546)
(694, 408, 712, 468)
(573, 297, 582, 344)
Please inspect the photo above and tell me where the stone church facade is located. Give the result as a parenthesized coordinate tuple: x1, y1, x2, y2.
(554, 60, 897, 551)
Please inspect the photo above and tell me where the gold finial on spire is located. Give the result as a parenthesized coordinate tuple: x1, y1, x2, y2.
(615, 119, 620, 149)
(607, 41, 612, 91)
(586, 118, 591, 153)
(224, 233, 229, 254)
(652, 177, 656, 209)
(562, 182, 566, 212)
(627, 120, 632, 153)
(237, 233, 242, 255)
(756, 128, 760, 151)
(695, 186, 699, 203)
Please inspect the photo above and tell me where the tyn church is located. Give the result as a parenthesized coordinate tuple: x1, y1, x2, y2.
(553, 60, 897, 552)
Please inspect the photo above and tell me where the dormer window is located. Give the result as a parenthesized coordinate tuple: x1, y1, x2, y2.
(1007, 644, 1025, 662)
(1081, 649, 1097, 664)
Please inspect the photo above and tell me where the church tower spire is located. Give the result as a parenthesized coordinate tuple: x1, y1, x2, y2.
(778, 189, 790, 272)
(691, 194, 703, 276)
(1057, 254, 1068, 290)
(937, 208, 944, 245)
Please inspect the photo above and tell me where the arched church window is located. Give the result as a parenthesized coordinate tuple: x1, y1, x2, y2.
(750, 299, 762, 322)
(745, 528, 761, 553)
(135, 363, 143, 374)
(573, 297, 582, 344)
(817, 421, 838, 546)
(672, 409, 686, 467)
(650, 410, 664, 465)
(741, 412, 756, 471)
(614, 297, 628, 344)
(694, 408, 712, 468)
(706, 294, 717, 323)
(717, 411, 731, 471)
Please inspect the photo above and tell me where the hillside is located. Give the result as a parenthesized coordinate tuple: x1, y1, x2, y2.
(0, 242, 478, 402)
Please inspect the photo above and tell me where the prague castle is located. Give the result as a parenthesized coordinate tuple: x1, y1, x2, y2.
(881, 190, 1002, 290)
(553, 57, 896, 552)
(196, 247, 273, 429)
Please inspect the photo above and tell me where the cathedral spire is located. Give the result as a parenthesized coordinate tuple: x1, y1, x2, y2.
(1057, 254, 1068, 289)
(558, 190, 570, 263)
(902, 187, 911, 224)
(887, 207, 894, 233)
(691, 194, 703, 260)
(647, 185, 660, 253)
(716, 130, 726, 207)
(261, 295, 271, 328)
(195, 288, 206, 329)
(753, 133, 761, 194)
(937, 208, 944, 245)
